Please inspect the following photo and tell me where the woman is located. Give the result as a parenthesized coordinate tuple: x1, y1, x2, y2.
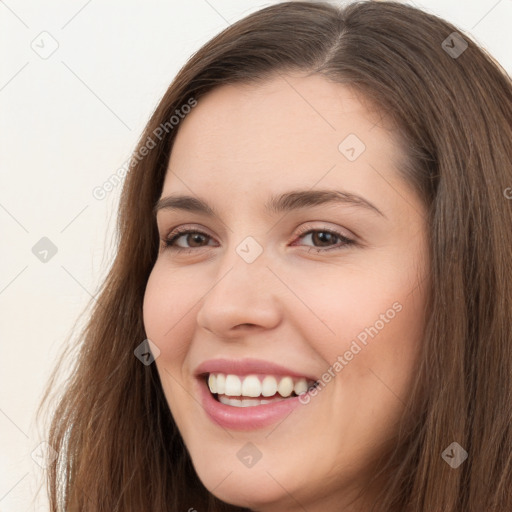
(41, 1, 512, 510)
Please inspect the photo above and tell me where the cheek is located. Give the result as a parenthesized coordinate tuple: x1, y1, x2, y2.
(290, 254, 427, 431)
(142, 264, 202, 427)
(284, 258, 424, 360)
(142, 263, 200, 365)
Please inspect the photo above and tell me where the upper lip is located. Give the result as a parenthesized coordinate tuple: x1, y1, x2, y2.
(194, 358, 318, 382)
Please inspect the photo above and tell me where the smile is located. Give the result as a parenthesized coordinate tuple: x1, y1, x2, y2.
(194, 358, 320, 429)
(207, 373, 315, 407)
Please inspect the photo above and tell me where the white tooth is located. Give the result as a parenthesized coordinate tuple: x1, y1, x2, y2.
(294, 378, 308, 395)
(218, 395, 289, 407)
(241, 375, 262, 397)
(225, 375, 242, 396)
(261, 396, 286, 403)
(219, 395, 240, 406)
(208, 374, 217, 394)
(278, 376, 294, 397)
(241, 398, 261, 407)
(216, 374, 226, 395)
(261, 376, 278, 397)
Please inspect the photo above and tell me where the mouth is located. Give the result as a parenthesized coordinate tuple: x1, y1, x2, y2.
(194, 358, 320, 429)
(203, 372, 319, 407)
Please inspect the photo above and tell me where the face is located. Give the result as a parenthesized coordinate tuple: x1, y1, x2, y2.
(142, 73, 429, 511)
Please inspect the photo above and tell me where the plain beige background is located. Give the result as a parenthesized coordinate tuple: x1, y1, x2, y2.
(1, 0, 511, 509)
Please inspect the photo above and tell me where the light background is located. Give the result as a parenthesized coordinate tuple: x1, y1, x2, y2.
(1, 0, 511, 509)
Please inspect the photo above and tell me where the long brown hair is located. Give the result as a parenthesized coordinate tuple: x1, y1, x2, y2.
(40, 1, 512, 510)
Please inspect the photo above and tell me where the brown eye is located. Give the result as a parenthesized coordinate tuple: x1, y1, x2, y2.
(294, 229, 355, 252)
(162, 229, 214, 250)
(161, 227, 355, 254)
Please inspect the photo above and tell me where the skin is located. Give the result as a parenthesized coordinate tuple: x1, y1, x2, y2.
(142, 72, 430, 511)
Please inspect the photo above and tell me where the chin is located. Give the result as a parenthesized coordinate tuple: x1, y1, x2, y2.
(194, 459, 295, 509)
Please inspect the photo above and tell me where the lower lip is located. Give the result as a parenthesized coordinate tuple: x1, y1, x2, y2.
(197, 378, 304, 430)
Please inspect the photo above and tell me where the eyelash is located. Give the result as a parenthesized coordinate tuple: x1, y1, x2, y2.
(161, 225, 355, 254)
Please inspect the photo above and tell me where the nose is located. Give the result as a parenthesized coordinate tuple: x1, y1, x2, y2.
(196, 249, 282, 338)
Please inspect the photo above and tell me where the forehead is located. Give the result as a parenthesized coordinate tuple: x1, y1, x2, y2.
(162, 73, 405, 210)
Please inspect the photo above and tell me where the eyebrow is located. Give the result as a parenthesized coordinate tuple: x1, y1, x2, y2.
(153, 189, 386, 219)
